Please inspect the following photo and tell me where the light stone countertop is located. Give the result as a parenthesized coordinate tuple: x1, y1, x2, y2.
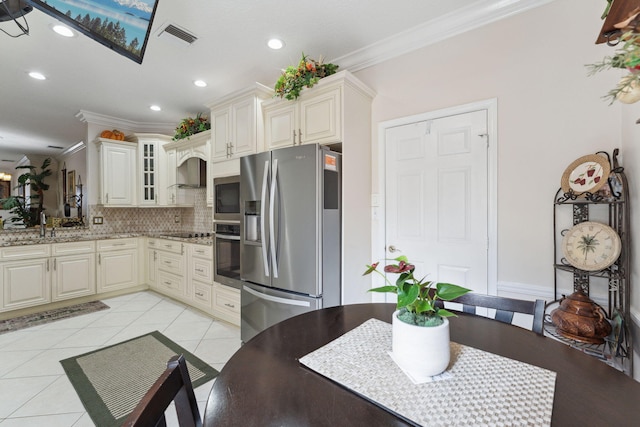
(0, 230, 212, 247)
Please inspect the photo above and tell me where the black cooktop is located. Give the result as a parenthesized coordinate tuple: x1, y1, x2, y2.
(162, 232, 212, 238)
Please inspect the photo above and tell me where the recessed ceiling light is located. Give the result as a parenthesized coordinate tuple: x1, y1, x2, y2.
(51, 24, 74, 37)
(194, 80, 207, 87)
(28, 71, 46, 80)
(267, 38, 284, 50)
(150, 105, 161, 111)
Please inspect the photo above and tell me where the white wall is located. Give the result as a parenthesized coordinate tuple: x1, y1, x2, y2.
(355, 0, 621, 298)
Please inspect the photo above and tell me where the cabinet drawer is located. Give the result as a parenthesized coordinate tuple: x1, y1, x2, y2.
(156, 239, 184, 254)
(192, 281, 213, 310)
(0, 244, 51, 261)
(52, 240, 96, 256)
(157, 270, 186, 297)
(158, 251, 184, 275)
(213, 283, 240, 325)
(191, 258, 213, 283)
(190, 244, 213, 259)
(97, 238, 138, 251)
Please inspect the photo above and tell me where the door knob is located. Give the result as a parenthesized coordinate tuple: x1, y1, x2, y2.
(388, 245, 401, 253)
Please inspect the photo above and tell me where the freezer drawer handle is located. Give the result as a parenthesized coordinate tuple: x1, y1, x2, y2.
(243, 285, 311, 307)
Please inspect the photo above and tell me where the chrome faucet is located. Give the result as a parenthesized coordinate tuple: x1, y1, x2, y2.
(40, 212, 46, 238)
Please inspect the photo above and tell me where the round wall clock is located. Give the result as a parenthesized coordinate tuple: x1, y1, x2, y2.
(560, 154, 611, 196)
(562, 221, 621, 271)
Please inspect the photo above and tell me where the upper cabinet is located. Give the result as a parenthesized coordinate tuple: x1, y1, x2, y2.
(263, 84, 341, 149)
(127, 133, 173, 206)
(207, 84, 272, 162)
(262, 71, 375, 150)
(95, 138, 137, 206)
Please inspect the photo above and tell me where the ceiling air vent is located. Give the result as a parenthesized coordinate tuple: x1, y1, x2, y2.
(157, 23, 198, 46)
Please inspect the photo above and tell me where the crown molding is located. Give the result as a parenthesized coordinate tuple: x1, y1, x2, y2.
(76, 110, 175, 135)
(333, 0, 555, 72)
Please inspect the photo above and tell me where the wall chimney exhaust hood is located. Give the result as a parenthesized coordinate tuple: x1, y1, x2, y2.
(173, 157, 206, 188)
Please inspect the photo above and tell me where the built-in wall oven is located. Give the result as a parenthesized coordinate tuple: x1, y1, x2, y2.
(214, 176, 240, 221)
(214, 222, 241, 289)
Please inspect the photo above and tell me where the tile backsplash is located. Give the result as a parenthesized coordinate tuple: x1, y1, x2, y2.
(89, 188, 212, 234)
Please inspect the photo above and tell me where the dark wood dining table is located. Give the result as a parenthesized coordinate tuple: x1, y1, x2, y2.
(203, 303, 640, 426)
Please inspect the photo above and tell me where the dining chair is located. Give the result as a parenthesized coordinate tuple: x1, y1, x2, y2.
(434, 291, 546, 335)
(122, 354, 202, 427)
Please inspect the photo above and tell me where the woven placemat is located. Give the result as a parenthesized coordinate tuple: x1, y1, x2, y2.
(61, 330, 218, 427)
(300, 319, 556, 426)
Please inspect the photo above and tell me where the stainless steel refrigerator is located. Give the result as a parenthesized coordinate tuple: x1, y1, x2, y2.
(240, 144, 341, 343)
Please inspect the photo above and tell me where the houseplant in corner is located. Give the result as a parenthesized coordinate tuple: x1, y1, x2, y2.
(363, 256, 471, 378)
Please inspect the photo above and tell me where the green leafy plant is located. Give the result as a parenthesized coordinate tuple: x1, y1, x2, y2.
(363, 255, 471, 326)
(173, 112, 211, 141)
(0, 158, 52, 227)
(587, 31, 640, 104)
(274, 53, 339, 100)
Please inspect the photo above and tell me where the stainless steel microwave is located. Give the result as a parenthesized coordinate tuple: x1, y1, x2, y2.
(214, 175, 240, 221)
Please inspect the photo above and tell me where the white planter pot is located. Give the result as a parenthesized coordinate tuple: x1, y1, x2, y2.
(392, 310, 450, 378)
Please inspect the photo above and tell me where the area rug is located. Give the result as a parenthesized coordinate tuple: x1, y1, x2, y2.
(0, 301, 109, 334)
(61, 330, 218, 427)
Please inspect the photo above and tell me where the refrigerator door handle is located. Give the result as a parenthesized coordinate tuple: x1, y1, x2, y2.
(243, 285, 311, 307)
(260, 160, 270, 277)
(269, 158, 279, 278)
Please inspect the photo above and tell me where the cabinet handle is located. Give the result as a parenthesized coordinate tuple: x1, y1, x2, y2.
(196, 292, 204, 297)
(224, 303, 235, 309)
(164, 244, 173, 248)
(195, 249, 204, 254)
(154, 251, 157, 261)
(164, 260, 172, 265)
(195, 268, 204, 273)
(292, 129, 296, 145)
(54, 258, 56, 271)
(164, 281, 172, 286)
(181, 244, 184, 255)
(98, 254, 101, 265)
(47, 259, 50, 271)
(298, 128, 302, 145)
(106, 193, 109, 204)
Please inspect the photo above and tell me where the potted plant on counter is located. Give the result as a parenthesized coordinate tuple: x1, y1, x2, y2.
(363, 256, 471, 378)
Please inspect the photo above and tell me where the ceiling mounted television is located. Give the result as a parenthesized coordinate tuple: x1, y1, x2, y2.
(27, 0, 160, 64)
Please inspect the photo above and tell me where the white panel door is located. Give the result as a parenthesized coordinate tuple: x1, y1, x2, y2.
(385, 110, 488, 294)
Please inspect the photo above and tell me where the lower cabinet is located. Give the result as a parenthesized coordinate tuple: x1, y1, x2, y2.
(97, 238, 139, 293)
(148, 238, 186, 300)
(0, 257, 51, 312)
(212, 283, 240, 326)
(51, 241, 96, 302)
(189, 244, 214, 312)
(0, 241, 96, 312)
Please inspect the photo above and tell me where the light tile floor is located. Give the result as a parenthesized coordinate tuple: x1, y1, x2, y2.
(0, 291, 241, 426)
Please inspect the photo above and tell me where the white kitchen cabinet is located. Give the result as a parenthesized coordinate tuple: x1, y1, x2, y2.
(0, 244, 51, 312)
(0, 257, 50, 312)
(51, 241, 96, 302)
(146, 238, 158, 287)
(95, 138, 137, 206)
(96, 238, 139, 293)
(212, 283, 240, 326)
(263, 86, 340, 149)
(207, 84, 272, 162)
(188, 244, 213, 312)
(149, 238, 187, 301)
(128, 133, 173, 206)
(165, 149, 178, 205)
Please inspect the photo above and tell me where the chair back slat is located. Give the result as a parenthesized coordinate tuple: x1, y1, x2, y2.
(432, 289, 545, 335)
(123, 354, 202, 427)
